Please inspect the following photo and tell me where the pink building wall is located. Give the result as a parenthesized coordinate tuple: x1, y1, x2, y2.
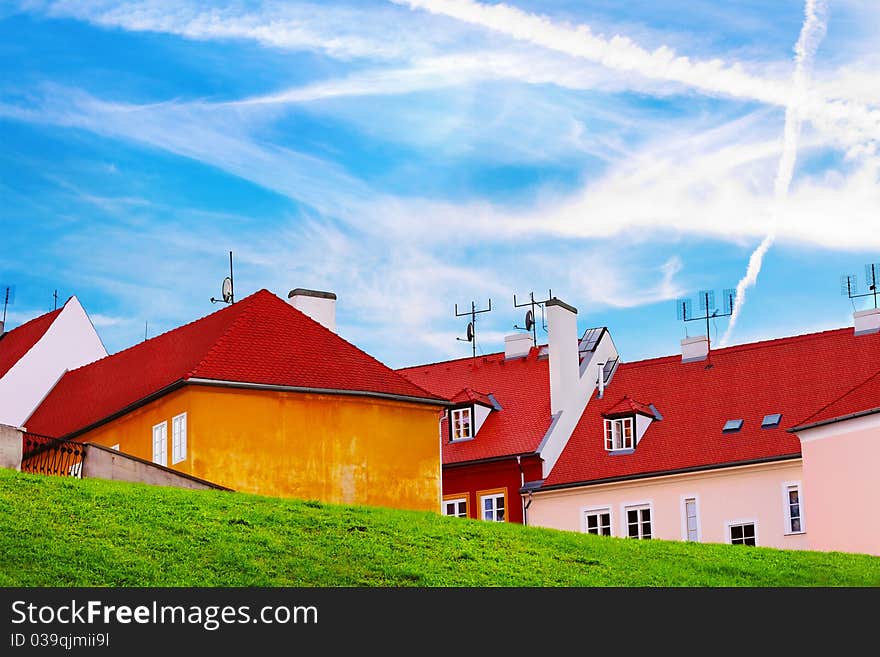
(797, 414, 880, 556)
(527, 460, 809, 550)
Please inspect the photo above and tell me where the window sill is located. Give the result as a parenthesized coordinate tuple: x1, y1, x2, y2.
(607, 448, 635, 455)
(449, 437, 475, 443)
(783, 531, 806, 536)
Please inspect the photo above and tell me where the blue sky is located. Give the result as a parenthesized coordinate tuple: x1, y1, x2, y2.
(1, 0, 879, 369)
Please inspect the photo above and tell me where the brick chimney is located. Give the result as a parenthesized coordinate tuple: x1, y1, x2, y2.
(504, 333, 532, 359)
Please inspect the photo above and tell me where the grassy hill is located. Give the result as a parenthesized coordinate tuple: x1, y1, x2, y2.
(1, 469, 878, 586)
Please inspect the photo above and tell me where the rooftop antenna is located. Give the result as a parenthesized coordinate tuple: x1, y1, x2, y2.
(210, 251, 235, 305)
(455, 298, 492, 359)
(1, 283, 15, 324)
(513, 290, 552, 346)
(841, 262, 880, 310)
(53, 289, 59, 311)
(675, 288, 736, 367)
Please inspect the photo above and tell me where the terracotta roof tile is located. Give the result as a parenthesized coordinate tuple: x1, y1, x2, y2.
(26, 290, 444, 437)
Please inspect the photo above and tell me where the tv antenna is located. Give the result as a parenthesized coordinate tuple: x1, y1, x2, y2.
(1, 283, 15, 324)
(455, 298, 492, 359)
(513, 290, 552, 346)
(675, 288, 736, 365)
(210, 251, 235, 305)
(841, 262, 880, 310)
(53, 289, 59, 311)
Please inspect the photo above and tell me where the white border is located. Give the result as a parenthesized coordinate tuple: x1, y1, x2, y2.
(621, 499, 654, 539)
(781, 480, 806, 535)
(580, 504, 613, 536)
(679, 494, 702, 542)
(725, 518, 759, 546)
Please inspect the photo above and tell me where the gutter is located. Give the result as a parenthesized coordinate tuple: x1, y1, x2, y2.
(532, 453, 803, 493)
(442, 452, 538, 469)
(788, 406, 880, 433)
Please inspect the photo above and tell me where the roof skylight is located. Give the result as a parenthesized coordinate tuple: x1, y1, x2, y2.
(722, 419, 744, 433)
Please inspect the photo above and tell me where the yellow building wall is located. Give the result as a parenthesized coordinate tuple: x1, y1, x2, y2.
(79, 385, 443, 512)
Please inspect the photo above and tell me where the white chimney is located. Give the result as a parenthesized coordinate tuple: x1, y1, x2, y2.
(546, 298, 579, 415)
(854, 308, 880, 336)
(287, 288, 336, 332)
(681, 335, 709, 363)
(504, 333, 532, 359)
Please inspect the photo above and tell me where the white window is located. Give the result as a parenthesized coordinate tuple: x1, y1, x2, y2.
(729, 521, 757, 546)
(604, 417, 634, 451)
(625, 504, 652, 539)
(450, 407, 472, 441)
(480, 491, 505, 522)
(683, 497, 699, 541)
(584, 508, 612, 536)
(443, 497, 468, 518)
(784, 483, 804, 534)
(152, 422, 167, 466)
(172, 412, 187, 464)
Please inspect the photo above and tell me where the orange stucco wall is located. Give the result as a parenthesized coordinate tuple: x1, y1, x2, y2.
(78, 385, 443, 512)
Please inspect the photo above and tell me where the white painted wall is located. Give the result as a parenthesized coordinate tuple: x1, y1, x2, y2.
(0, 297, 107, 428)
(288, 291, 336, 332)
(635, 413, 652, 445)
(540, 307, 619, 478)
(473, 403, 492, 435)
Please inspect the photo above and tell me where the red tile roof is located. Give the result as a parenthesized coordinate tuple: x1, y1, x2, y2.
(0, 306, 63, 378)
(544, 327, 880, 488)
(449, 387, 495, 408)
(792, 367, 880, 429)
(602, 396, 656, 418)
(26, 289, 444, 438)
(399, 348, 551, 465)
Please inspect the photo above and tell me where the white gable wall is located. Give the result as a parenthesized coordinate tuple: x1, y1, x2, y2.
(0, 297, 107, 428)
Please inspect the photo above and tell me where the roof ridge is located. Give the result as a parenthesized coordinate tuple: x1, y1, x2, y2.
(796, 366, 880, 427)
(254, 292, 445, 401)
(0, 306, 63, 337)
(61, 291, 256, 377)
(397, 344, 550, 372)
(186, 291, 266, 379)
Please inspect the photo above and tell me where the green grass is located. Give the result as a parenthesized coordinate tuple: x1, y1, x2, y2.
(1, 469, 878, 586)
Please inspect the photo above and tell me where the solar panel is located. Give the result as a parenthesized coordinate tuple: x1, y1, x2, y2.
(761, 413, 782, 428)
(722, 419, 744, 433)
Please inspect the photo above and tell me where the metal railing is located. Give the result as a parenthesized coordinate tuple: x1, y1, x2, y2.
(21, 432, 85, 478)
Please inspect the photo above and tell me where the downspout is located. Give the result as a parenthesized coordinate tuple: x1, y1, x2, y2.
(524, 491, 533, 527)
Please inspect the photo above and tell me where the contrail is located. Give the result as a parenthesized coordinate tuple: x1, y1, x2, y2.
(721, 0, 829, 345)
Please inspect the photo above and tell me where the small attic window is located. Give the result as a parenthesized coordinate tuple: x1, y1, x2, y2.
(450, 407, 472, 441)
(722, 419, 744, 433)
(604, 417, 634, 451)
(761, 413, 782, 429)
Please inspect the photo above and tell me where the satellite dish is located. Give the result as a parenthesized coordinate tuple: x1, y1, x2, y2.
(524, 309, 534, 331)
(466, 322, 474, 342)
(221, 277, 233, 303)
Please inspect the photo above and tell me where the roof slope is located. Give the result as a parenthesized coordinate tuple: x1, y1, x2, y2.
(399, 348, 550, 464)
(27, 290, 443, 438)
(0, 307, 63, 378)
(544, 328, 880, 488)
(793, 367, 880, 429)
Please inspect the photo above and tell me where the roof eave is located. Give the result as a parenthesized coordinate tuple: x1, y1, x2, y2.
(788, 406, 880, 433)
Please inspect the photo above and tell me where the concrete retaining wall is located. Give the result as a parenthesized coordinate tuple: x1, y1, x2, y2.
(82, 443, 230, 491)
(0, 424, 23, 470)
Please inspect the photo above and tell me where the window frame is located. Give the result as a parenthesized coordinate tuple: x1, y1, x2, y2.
(582, 505, 613, 537)
(621, 501, 653, 540)
(449, 406, 474, 442)
(782, 481, 805, 535)
(726, 519, 758, 546)
(680, 494, 701, 542)
(152, 421, 168, 467)
(442, 494, 469, 518)
(171, 412, 188, 465)
(604, 416, 634, 451)
(476, 487, 507, 522)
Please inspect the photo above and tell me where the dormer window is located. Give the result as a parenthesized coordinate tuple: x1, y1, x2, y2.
(450, 407, 473, 441)
(604, 417, 634, 451)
